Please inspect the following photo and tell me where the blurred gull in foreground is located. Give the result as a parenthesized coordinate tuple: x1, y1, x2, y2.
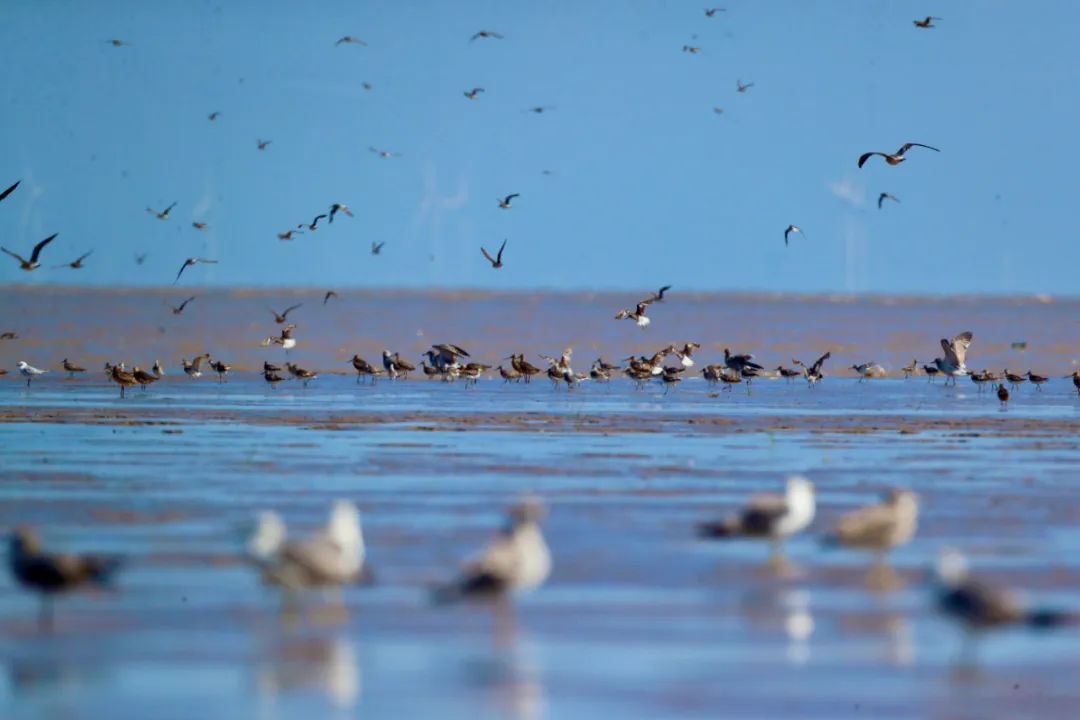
(824, 489, 918, 589)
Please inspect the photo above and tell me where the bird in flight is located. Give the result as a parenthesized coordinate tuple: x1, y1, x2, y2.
(369, 146, 399, 158)
(877, 192, 900, 209)
(135, 252, 147, 265)
(257, 139, 272, 151)
(705, 8, 726, 16)
(335, 36, 367, 46)
(147, 202, 177, 220)
(323, 291, 339, 305)
(207, 111, 221, 121)
(54, 250, 93, 269)
(615, 301, 655, 328)
(329, 203, 353, 223)
(192, 222, 208, 231)
(299, 214, 328, 231)
(174, 257, 218, 283)
(0, 180, 19, 203)
(464, 87, 485, 100)
(371, 242, 385, 255)
(737, 79, 754, 93)
(784, 225, 806, 246)
(269, 303, 302, 324)
(106, 39, 131, 47)
(712, 107, 725, 115)
(2, 234, 58, 271)
(481, 239, 507, 269)
(277, 229, 303, 241)
(645, 285, 672, 303)
(497, 193, 520, 209)
(858, 143, 939, 168)
(682, 45, 701, 54)
(913, 16, 941, 28)
(526, 106, 554, 114)
(362, 82, 373, 91)
(470, 30, 504, 42)
(167, 296, 196, 315)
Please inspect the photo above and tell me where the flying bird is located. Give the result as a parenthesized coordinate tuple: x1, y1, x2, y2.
(913, 16, 941, 28)
(526, 106, 554, 114)
(174, 257, 218, 283)
(368, 146, 399, 158)
(470, 30, 504, 42)
(737, 80, 754, 93)
(705, 7, 726, 16)
(167, 296, 196, 315)
(134, 252, 147, 265)
(784, 225, 806, 246)
(877, 192, 900, 209)
(682, 45, 701, 54)
(277, 229, 303, 241)
(362, 82, 373, 91)
(270, 303, 302, 324)
(299, 214, 328, 231)
(207, 111, 221, 121)
(328, 203, 353, 223)
(257, 139, 272, 151)
(146, 202, 177, 220)
(371, 241, 386, 255)
(323, 291, 338, 305)
(192, 222, 208, 231)
(858, 143, 939, 168)
(497, 193, 520, 209)
(2, 234, 58, 271)
(464, 88, 485, 100)
(481, 239, 507, 269)
(615, 302, 654, 328)
(0, 180, 19, 203)
(54, 250, 93, 269)
(105, 39, 131, 47)
(335, 36, 367, 46)
(646, 285, 672, 303)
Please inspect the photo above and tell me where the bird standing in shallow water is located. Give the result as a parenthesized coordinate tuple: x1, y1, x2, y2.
(62, 359, 86, 378)
(997, 382, 1010, 406)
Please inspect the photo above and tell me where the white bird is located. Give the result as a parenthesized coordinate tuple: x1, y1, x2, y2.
(433, 497, 551, 603)
(852, 362, 887, 380)
(933, 331, 973, 384)
(17, 361, 47, 387)
(698, 476, 816, 564)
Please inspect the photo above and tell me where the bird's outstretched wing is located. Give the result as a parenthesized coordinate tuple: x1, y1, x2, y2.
(481, 246, 497, 265)
(175, 260, 192, 282)
(1, 247, 28, 265)
(282, 303, 302, 318)
(178, 296, 195, 312)
(30, 233, 58, 263)
(858, 152, 884, 168)
(75, 250, 93, 264)
(496, 239, 507, 261)
(811, 351, 831, 373)
(899, 142, 940, 154)
(0, 180, 19, 203)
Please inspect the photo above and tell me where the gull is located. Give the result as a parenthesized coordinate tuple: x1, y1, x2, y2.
(645, 285, 672, 303)
(913, 16, 941, 29)
(615, 301, 653, 328)
(174, 257, 217, 283)
(2, 233, 58, 271)
(858, 142, 939, 168)
(824, 490, 918, 567)
(257, 139, 272, 151)
(323, 291, 338, 305)
(270, 303, 302, 324)
(146, 202, 177, 220)
(17, 361, 47, 387)
(878, 192, 900, 209)
(263, 324, 298, 352)
(425, 344, 470, 373)
(277, 229, 303, 241)
(7, 526, 123, 631)
(167, 296, 196, 315)
(497, 193, 519, 209)
(0, 180, 19, 203)
(852, 362, 887, 380)
(54, 250, 93, 269)
(152, 360, 165, 378)
(368, 146, 399, 158)
(371, 241, 385, 255)
(328, 203, 353, 223)
(470, 30, 504, 42)
(481, 239, 507, 269)
(671, 342, 701, 368)
(933, 330, 973, 384)
(192, 222, 208, 231)
(698, 476, 816, 566)
(62, 359, 86, 378)
(432, 497, 550, 603)
(208, 111, 221, 121)
(464, 87, 485, 100)
(682, 45, 701, 54)
(737, 80, 754, 93)
(705, 8, 726, 17)
(182, 353, 209, 378)
(243, 501, 367, 593)
(784, 224, 806, 246)
(335, 36, 367, 46)
(299, 214, 328, 231)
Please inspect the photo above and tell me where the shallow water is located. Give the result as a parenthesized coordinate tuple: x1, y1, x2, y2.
(2, 373, 1080, 720)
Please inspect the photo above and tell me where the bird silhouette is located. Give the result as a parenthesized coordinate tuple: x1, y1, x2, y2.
(481, 239, 507, 269)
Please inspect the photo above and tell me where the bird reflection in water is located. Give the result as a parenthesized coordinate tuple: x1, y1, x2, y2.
(254, 634, 361, 711)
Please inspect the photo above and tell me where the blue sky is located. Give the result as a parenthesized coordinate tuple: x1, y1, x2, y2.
(1, 1, 1075, 295)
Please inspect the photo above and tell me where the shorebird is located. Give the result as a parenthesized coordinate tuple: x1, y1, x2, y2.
(323, 291, 338, 305)
(661, 368, 683, 394)
(152, 360, 165, 378)
(182, 353, 209, 378)
(783, 224, 806, 246)
(615, 302, 654, 328)
(335, 36, 367, 46)
(858, 143, 940, 168)
(997, 382, 1010, 406)
(510, 353, 541, 383)
(263, 369, 285, 388)
(299, 214, 328, 232)
(192, 222, 208, 231)
(794, 351, 831, 386)
(174, 257, 218, 283)
(257, 139, 272, 151)
(498, 365, 522, 383)
(328, 203, 353, 223)
(287, 362, 318, 387)
(776, 365, 802, 382)
(371, 241, 385, 255)
(381, 350, 410, 379)
(17, 361, 46, 387)
(969, 369, 995, 392)
(717, 367, 743, 391)
(420, 362, 441, 379)
(737, 79, 754, 93)
(391, 352, 415, 378)
(824, 490, 918, 566)
(923, 363, 940, 382)
(368, 146, 399, 158)
(1003, 369, 1026, 389)
(146, 202, 176, 220)
(53, 250, 93, 269)
(432, 497, 550, 603)
(481, 239, 507, 269)
(110, 365, 138, 397)
(1026, 371, 1049, 390)
(207, 111, 221, 121)
(852, 362, 887, 380)
(497, 193, 519, 209)
(698, 476, 816, 566)
(350, 355, 377, 383)
(8, 527, 122, 630)
(62, 359, 86, 378)
(589, 362, 611, 382)
(933, 331, 973, 384)
(264, 361, 283, 373)
(724, 348, 763, 373)
(0, 180, 19, 203)
(1069, 370, 1080, 395)
(470, 30, 504, 41)
(878, 192, 900, 209)
(682, 45, 701, 54)
(278, 229, 304, 241)
(900, 359, 919, 378)
(270, 303, 302, 324)
(209, 359, 231, 383)
(913, 16, 941, 29)
(460, 363, 490, 387)
(167, 296, 196, 315)
(131, 366, 158, 391)
(705, 7, 726, 16)
(2, 233, 58, 271)
(464, 87, 485, 100)
(243, 501, 367, 593)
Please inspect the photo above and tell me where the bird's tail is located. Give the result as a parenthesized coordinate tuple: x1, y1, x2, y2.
(1027, 609, 1080, 629)
(85, 555, 124, 587)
